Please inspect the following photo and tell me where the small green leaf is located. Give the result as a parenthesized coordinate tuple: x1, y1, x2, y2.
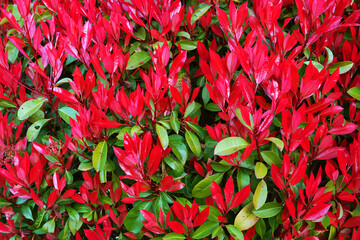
(0, 197, 12, 208)
(226, 225, 244, 240)
(348, 87, 360, 100)
(264, 137, 284, 151)
(185, 130, 201, 157)
(126, 51, 151, 70)
(191, 4, 212, 24)
(17, 99, 46, 121)
(234, 203, 259, 231)
(58, 107, 79, 124)
(192, 173, 224, 198)
(214, 137, 249, 156)
(92, 141, 108, 171)
(184, 101, 196, 119)
(170, 111, 180, 133)
(26, 119, 50, 142)
(192, 221, 218, 239)
(253, 180, 267, 210)
(186, 122, 206, 141)
(235, 109, 252, 130)
(329, 61, 354, 74)
(156, 124, 169, 149)
(177, 40, 198, 51)
(260, 151, 281, 166)
(253, 202, 282, 218)
(325, 47, 334, 64)
(66, 206, 80, 221)
(21, 205, 34, 221)
(163, 233, 186, 240)
(124, 201, 152, 233)
(304, 61, 323, 72)
(255, 162, 267, 179)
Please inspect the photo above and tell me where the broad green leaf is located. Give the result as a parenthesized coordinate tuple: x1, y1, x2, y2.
(260, 151, 281, 166)
(6, 41, 19, 63)
(66, 206, 80, 221)
(168, 135, 188, 164)
(163, 233, 186, 240)
(184, 101, 196, 118)
(126, 51, 151, 70)
(212, 226, 226, 239)
(187, 122, 206, 141)
(191, 4, 212, 24)
(78, 161, 93, 171)
(156, 124, 169, 149)
(253, 180, 267, 210)
(26, 119, 50, 142)
(42, 219, 55, 233)
(226, 225, 244, 240)
(185, 130, 201, 156)
(0, 98, 16, 108)
(255, 162, 267, 179)
(192, 173, 224, 198)
(325, 47, 334, 64)
(192, 221, 218, 239)
(28, 109, 45, 123)
(58, 107, 79, 124)
(348, 87, 360, 100)
(329, 61, 354, 74)
(170, 111, 180, 133)
(124, 201, 152, 233)
(234, 203, 259, 231)
(253, 202, 282, 218)
(21, 205, 34, 221)
(214, 137, 249, 156)
(176, 31, 191, 39)
(17, 99, 46, 121)
(92, 141, 108, 171)
(265, 137, 284, 151)
(255, 218, 266, 238)
(177, 40, 198, 51)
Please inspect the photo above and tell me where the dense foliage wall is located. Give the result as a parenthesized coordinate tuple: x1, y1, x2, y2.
(1, 0, 360, 239)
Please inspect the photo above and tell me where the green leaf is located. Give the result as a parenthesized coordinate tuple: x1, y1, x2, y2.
(0, 98, 16, 108)
(170, 111, 180, 133)
(42, 218, 55, 233)
(192, 173, 224, 198)
(6, 41, 19, 64)
(126, 51, 151, 70)
(184, 101, 196, 119)
(156, 124, 169, 149)
(260, 151, 281, 166)
(325, 47, 334, 64)
(185, 130, 201, 157)
(191, 4, 212, 24)
(124, 201, 152, 233)
(186, 122, 206, 141)
(329, 61, 354, 74)
(58, 107, 79, 124)
(348, 87, 360, 101)
(168, 135, 188, 164)
(252, 202, 282, 218)
(21, 205, 34, 221)
(163, 233, 186, 240)
(253, 180, 267, 210)
(192, 221, 218, 239)
(234, 203, 259, 231)
(0, 197, 12, 208)
(255, 162, 267, 179)
(66, 206, 80, 221)
(26, 119, 50, 142)
(214, 137, 249, 156)
(177, 40, 198, 50)
(304, 61, 323, 72)
(264, 137, 284, 151)
(226, 225, 244, 240)
(92, 141, 108, 171)
(235, 109, 252, 130)
(176, 31, 191, 39)
(17, 99, 46, 121)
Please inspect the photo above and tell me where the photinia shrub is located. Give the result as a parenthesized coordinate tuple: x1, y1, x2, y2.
(1, 0, 360, 239)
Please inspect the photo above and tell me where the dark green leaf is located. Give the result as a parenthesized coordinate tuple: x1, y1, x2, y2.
(192, 173, 224, 198)
(126, 51, 151, 70)
(124, 201, 152, 233)
(193, 221, 218, 239)
(226, 225, 244, 240)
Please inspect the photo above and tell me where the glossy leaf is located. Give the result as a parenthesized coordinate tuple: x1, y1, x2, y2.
(214, 137, 249, 156)
(92, 141, 108, 171)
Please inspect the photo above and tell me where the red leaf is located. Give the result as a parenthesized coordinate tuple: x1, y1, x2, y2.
(170, 85, 182, 104)
(224, 177, 234, 206)
(148, 146, 162, 175)
(168, 221, 186, 234)
(317, 147, 344, 160)
(303, 204, 331, 221)
(289, 157, 307, 186)
(53, 87, 79, 103)
(328, 123, 358, 135)
(30, 189, 45, 208)
(193, 207, 209, 227)
(159, 176, 173, 191)
(94, 119, 121, 128)
(229, 184, 251, 210)
(1, 9, 22, 32)
(271, 164, 285, 190)
(343, 217, 360, 228)
(211, 181, 226, 214)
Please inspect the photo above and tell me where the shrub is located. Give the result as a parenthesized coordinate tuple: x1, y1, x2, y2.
(0, 0, 360, 239)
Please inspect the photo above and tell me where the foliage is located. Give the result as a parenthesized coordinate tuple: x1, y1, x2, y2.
(0, 0, 360, 239)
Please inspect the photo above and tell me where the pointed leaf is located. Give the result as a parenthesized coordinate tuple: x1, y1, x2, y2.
(214, 137, 249, 156)
(92, 141, 108, 171)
